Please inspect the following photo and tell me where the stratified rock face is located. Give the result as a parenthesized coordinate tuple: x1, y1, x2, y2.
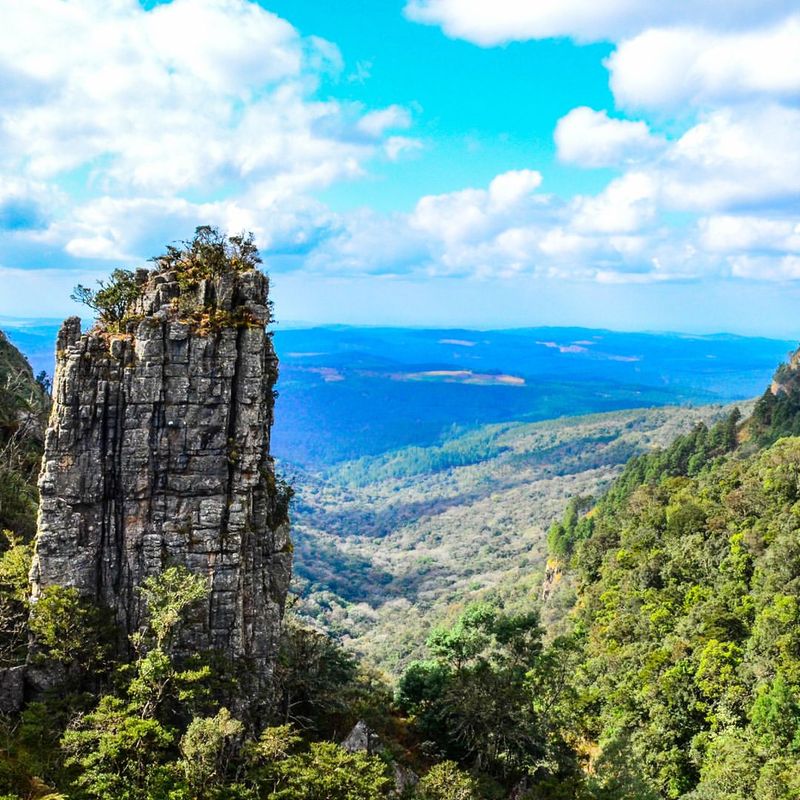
(31, 267, 291, 686)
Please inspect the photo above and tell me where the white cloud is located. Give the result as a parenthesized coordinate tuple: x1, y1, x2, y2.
(357, 105, 413, 138)
(728, 254, 800, 280)
(571, 172, 658, 234)
(488, 170, 543, 211)
(28, 191, 339, 270)
(660, 106, 800, 211)
(384, 136, 424, 161)
(404, 0, 795, 46)
(555, 107, 663, 168)
(399, 171, 671, 281)
(609, 17, 800, 111)
(699, 215, 800, 253)
(402, 0, 800, 287)
(410, 169, 545, 247)
(304, 209, 430, 276)
(0, 0, 403, 197)
(2, 0, 799, 310)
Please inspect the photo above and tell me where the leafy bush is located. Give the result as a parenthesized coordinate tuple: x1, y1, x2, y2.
(152, 225, 261, 289)
(71, 269, 142, 331)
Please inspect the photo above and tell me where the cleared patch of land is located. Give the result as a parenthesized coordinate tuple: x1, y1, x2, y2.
(392, 369, 526, 386)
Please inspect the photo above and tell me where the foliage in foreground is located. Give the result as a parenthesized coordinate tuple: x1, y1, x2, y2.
(0, 566, 400, 800)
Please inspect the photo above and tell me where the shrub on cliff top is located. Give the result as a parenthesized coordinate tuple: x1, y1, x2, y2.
(70, 268, 142, 331)
(153, 225, 261, 289)
(71, 227, 263, 331)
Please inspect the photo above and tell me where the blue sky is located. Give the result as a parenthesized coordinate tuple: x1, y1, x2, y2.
(1, 0, 799, 335)
(263, 0, 616, 210)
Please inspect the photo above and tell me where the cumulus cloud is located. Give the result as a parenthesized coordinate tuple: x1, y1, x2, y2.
(699, 215, 800, 254)
(571, 172, 658, 234)
(0, 0, 413, 198)
(609, 17, 800, 111)
(728, 254, 800, 280)
(2, 0, 799, 304)
(29, 191, 339, 270)
(399, 171, 674, 281)
(660, 106, 800, 212)
(404, 0, 795, 46)
(555, 107, 663, 168)
(409, 170, 545, 247)
(401, 1, 800, 286)
(304, 161, 796, 285)
(0, 0, 429, 297)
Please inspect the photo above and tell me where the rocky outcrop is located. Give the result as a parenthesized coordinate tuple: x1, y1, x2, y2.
(30, 263, 291, 693)
(342, 720, 418, 794)
(341, 720, 383, 755)
(0, 665, 25, 714)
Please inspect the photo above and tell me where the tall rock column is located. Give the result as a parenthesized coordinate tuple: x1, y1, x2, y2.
(30, 264, 291, 690)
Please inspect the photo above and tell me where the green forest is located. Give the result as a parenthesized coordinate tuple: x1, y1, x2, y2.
(3, 270, 800, 797)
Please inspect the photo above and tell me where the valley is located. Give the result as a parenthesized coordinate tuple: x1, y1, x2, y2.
(5, 320, 786, 671)
(288, 403, 750, 672)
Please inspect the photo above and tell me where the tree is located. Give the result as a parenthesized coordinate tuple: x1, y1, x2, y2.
(271, 741, 390, 800)
(71, 269, 141, 330)
(416, 761, 480, 800)
(0, 531, 32, 665)
(152, 226, 262, 290)
(136, 565, 209, 651)
(398, 603, 553, 785)
(61, 696, 174, 800)
(28, 585, 111, 674)
(275, 620, 387, 739)
(177, 708, 245, 799)
(749, 674, 800, 754)
(126, 566, 211, 720)
(59, 566, 211, 797)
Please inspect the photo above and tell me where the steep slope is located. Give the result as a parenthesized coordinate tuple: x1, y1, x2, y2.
(0, 329, 48, 538)
(547, 354, 800, 799)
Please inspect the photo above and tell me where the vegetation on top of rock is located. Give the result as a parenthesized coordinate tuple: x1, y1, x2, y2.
(70, 226, 265, 333)
(152, 224, 262, 288)
(70, 268, 143, 331)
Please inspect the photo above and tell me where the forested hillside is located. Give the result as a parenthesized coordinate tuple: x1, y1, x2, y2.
(3, 310, 800, 799)
(541, 367, 800, 798)
(0, 330, 48, 538)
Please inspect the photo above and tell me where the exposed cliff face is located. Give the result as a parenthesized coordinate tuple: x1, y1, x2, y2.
(30, 265, 291, 689)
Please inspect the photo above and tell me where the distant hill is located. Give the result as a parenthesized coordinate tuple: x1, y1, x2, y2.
(273, 326, 791, 465)
(5, 322, 793, 467)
